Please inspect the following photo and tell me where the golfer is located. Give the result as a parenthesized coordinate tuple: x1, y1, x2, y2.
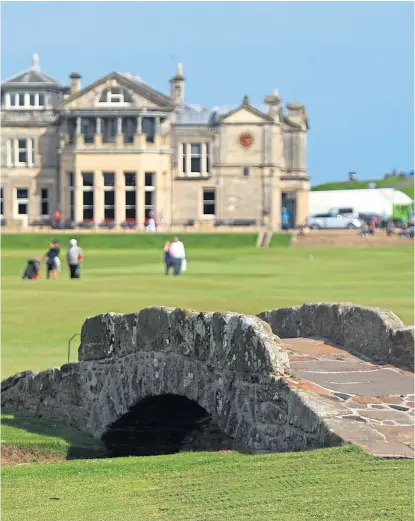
(67, 239, 83, 279)
(169, 236, 186, 276)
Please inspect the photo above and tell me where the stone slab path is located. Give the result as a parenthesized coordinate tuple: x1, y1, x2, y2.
(282, 337, 414, 459)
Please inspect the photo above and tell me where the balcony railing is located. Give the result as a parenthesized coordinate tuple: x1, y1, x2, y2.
(64, 134, 170, 149)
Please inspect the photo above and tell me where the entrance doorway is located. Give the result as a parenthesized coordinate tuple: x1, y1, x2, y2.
(281, 192, 296, 229)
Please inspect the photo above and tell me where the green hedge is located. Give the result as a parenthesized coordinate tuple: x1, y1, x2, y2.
(1, 233, 291, 250)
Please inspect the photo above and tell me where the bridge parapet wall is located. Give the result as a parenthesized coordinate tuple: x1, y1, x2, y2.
(258, 302, 414, 371)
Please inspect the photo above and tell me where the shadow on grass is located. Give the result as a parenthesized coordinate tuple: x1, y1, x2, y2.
(1, 408, 108, 461)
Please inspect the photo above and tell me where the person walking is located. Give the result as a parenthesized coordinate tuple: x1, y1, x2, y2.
(281, 207, 290, 230)
(163, 241, 173, 275)
(67, 239, 83, 279)
(169, 236, 186, 276)
(42, 240, 60, 280)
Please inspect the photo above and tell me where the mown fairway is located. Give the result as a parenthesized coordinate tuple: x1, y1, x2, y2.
(1, 234, 413, 378)
(1, 234, 414, 521)
(2, 446, 414, 521)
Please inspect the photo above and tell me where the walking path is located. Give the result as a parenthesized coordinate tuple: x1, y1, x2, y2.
(282, 337, 414, 458)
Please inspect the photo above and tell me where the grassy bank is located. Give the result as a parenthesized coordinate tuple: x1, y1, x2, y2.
(2, 444, 413, 521)
(1, 409, 105, 464)
(312, 177, 414, 199)
(1, 232, 290, 251)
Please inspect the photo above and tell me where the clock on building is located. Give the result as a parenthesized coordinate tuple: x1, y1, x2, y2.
(239, 132, 253, 149)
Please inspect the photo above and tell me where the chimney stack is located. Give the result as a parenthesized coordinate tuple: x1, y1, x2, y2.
(170, 63, 185, 107)
(69, 72, 81, 95)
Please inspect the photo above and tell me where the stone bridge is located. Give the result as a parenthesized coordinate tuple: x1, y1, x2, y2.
(2, 304, 414, 458)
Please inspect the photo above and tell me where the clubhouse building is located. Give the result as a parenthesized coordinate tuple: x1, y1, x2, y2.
(1, 55, 310, 230)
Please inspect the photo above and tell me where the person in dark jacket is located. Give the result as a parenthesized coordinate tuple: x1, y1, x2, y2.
(163, 241, 173, 275)
(41, 240, 60, 280)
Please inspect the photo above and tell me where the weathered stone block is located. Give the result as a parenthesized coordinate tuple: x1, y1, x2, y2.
(390, 327, 415, 371)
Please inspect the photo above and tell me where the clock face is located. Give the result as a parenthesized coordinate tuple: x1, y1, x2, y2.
(239, 132, 254, 149)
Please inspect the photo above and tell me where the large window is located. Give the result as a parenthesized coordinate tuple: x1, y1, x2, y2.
(81, 118, 96, 144)
(99, 88, 132, 104)
(7, 92, 45, 109)
(191, 144, 201, 173)
(123, 118, 136, 144)
(68, 172, 74, 221)
(16, 188, 29, 216)
(144, 172, 155, 220)
(181, 142, 210, 176)
(202, 188, 216, 216)
(103, 172, 115, 221)
(40, 188, 49, 218)
(82, 172, 94, 220)
(6, 138, 35, 167)
(102, 118, 117, 143)
(125, 172, 136, 221)
(142, 118, 155, 144)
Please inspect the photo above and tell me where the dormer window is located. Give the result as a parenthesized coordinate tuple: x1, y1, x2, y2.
(6, 92, 45, 109)
(99, 88, 132, 104)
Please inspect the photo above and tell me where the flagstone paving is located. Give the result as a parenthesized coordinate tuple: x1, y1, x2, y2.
(282, 337, 414, 458)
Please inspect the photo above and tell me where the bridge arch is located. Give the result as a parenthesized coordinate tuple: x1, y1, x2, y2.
(1, 306, 342, 454)
(102, 393, 233, 456)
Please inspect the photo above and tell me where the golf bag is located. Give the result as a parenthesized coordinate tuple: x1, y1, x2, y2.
(22, 259, 40, 280)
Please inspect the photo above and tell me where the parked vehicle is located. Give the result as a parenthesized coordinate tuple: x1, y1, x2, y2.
(329, 207, 359, 218)
(307, 213, 363, 230)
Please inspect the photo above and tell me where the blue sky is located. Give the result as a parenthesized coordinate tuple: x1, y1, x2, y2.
(1, 1, 413, 185)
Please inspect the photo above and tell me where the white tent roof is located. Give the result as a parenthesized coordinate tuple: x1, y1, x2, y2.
(309, 188, 413, 217)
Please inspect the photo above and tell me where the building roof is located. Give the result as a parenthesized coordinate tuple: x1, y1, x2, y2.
(175, 103, 273, 126)
(1, 54, 65, 88)
(59, 71, 175, 109)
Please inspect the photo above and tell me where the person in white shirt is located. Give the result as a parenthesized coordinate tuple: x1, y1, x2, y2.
(169, 236, 186, 276)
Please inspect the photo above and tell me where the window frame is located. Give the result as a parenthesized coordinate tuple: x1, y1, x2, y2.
(99, 88, 132, 105)
(15, 187, 29, 217)
(124, 172, 136, 221)
(40, 187, 49, 218)
(202, 187, 216, 217)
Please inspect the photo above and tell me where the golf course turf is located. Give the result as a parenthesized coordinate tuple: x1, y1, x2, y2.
(1, 234, 413, 521)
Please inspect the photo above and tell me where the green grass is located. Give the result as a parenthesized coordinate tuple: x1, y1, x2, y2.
(1, 238, 414, 520)
(2, 445, 413, 521)
(2, 244, 413, 378)
(1, 409, 105, 463)
(0, 232, 291, 251)
(312, 177, 414, 199)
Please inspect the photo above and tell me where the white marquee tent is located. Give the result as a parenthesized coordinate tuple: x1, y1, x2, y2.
(309, 188, 413, 217)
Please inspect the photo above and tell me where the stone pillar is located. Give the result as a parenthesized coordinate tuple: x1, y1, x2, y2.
(178, 142, 183, 177)
(137, 115, 142, 134)
(186, 143, 191, 175)
(117, 117, 123, 135)
(155, 116, 160, 135)
(96, 117, 102, 134)
(74, 170, 83, 223)
(201, 142, 207, 177)
(115, 171, 125, 225)
(136, 170, 145, 228)
(295, 190, 308, 226)
(94, 171, 104, 224)
(27, 139, 33, 167)
(298, 131, 307, 171)
(270, 170, 282, 231)
(76, 117, 82, 135)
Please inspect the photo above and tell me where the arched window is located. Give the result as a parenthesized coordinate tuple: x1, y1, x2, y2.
(99, 88, 132, 104)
